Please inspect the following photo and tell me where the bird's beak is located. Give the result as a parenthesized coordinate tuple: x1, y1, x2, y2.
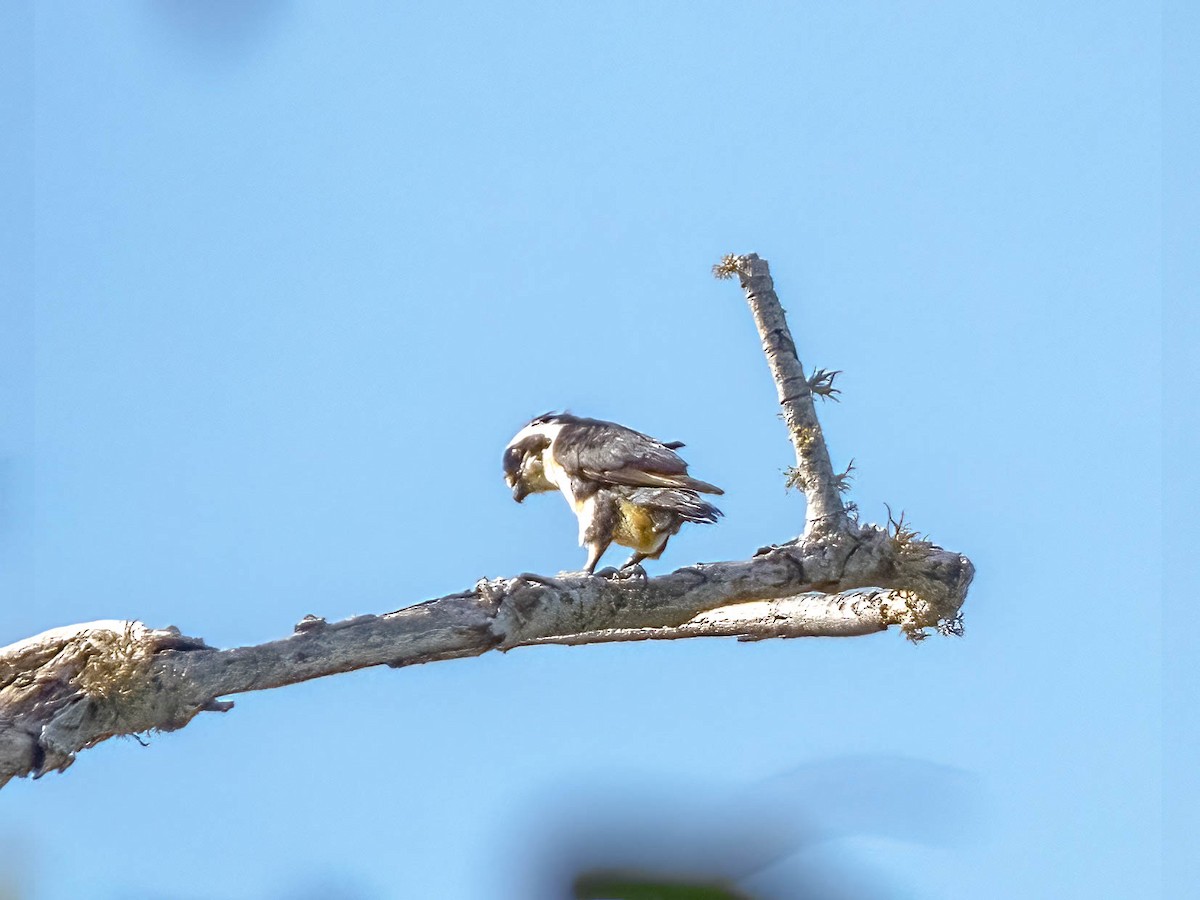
(512, 483, 528, 503)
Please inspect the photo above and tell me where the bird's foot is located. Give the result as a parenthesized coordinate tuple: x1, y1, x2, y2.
(616, 563, 649, 581)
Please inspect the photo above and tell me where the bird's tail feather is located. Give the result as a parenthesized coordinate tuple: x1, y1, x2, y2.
(681, 476, 724, 495)
(627, 488, 723, 524)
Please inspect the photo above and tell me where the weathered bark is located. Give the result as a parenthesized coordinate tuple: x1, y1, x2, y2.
(715, 253, 848, 535)
(0, 254, 974, 788)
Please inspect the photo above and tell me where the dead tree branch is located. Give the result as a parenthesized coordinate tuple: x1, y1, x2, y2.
(0, 254, 975, 788)
(714, 252, 848, 535)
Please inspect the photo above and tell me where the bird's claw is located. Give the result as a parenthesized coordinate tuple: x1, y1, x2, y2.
(617, 563, 648, 581)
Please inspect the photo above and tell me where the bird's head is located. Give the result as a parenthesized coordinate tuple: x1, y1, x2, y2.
(503, 424, 555, 502)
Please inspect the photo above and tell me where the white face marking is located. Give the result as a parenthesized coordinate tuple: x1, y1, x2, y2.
(506, 421, 574, 504)
(507, 421, 563, 448)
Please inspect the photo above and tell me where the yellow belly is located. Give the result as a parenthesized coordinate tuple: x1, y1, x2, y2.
(613, 501, 661, 553)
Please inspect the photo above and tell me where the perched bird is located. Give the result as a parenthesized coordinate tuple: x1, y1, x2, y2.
(503, 413, 723, 574)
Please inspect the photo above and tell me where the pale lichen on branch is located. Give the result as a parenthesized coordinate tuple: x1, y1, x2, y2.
(711, 254, 746, 280)
(808, 367, 842, 401)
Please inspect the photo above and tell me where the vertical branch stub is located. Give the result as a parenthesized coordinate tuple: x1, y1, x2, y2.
(720, 253, 848, 536)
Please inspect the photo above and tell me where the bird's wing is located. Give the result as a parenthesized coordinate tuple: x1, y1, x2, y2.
(554, 419, 723, 494)
(626, 487, 723, 523)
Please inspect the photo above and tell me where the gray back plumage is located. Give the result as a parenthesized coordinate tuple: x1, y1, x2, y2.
(550, 415, 724, 495)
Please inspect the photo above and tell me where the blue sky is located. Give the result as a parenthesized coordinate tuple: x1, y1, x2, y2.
(1, 2, 1172, 898)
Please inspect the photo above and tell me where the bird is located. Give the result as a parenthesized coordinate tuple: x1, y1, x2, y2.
(503, 413, 723, 575)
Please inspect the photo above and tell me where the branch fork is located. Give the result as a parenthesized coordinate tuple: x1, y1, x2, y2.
(0, 255, 974, 787)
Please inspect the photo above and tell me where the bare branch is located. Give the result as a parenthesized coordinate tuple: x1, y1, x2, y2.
(716, 253, 848, 535)
(0, 528, 974, 787)
(0, 254, 976, 789)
